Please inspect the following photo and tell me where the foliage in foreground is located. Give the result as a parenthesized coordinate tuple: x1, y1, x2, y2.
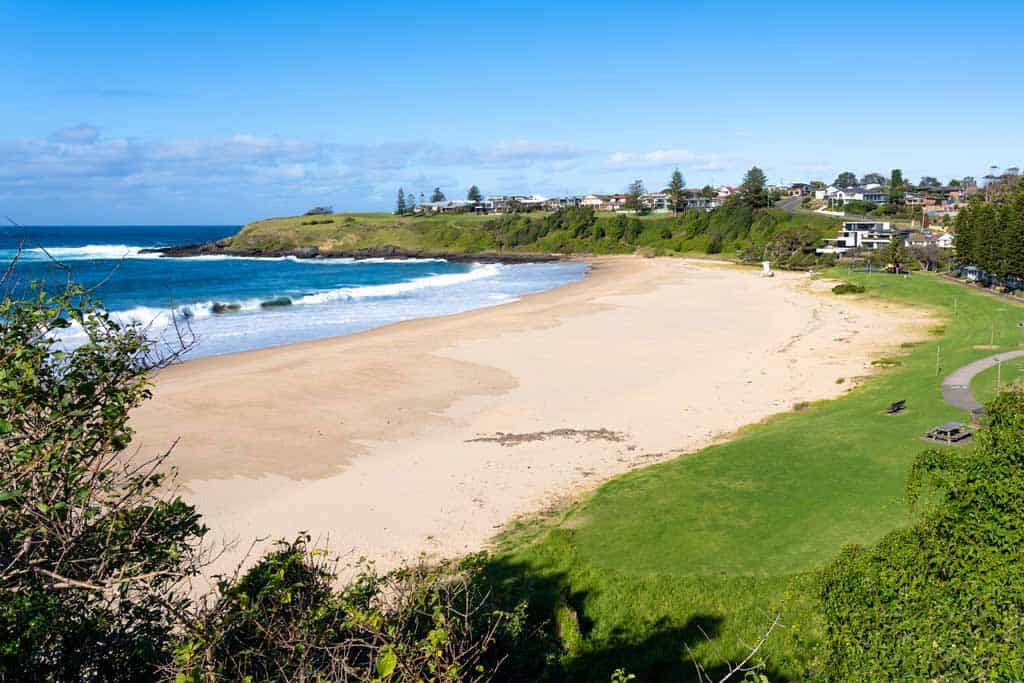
(0, 273, 528, 681)
(175, 541, 529, 682)
(0, 277, 206, 681)
(818, 388, 1024, 680)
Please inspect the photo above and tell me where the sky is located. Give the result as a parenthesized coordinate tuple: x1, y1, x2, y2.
(1, 0, 1022, 224)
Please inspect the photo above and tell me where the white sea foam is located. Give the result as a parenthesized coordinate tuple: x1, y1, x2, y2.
(294, 263, 503, 305)
(28, 244, 162, 261)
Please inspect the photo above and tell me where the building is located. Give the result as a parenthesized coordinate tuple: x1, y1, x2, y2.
(419, 200, 477, 213)
(905, 230, 954, 249)
(814, 185, 887, 206)
(640, 192, 673, 213)
(788, 182, 811, 196)
(816, 221, 908, 255)
(545, 196, 582, 211)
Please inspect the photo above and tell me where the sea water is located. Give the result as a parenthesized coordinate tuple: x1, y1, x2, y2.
(0, 225, 588, 359)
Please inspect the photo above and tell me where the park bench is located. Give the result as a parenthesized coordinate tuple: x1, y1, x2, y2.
(886, 400, 907, 414)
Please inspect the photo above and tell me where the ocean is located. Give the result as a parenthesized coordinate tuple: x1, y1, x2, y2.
(0, 225, 588, 359)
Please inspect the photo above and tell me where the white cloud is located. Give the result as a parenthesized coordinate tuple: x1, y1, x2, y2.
(48, 124, 101, 145)
(605, 149, 736, 172)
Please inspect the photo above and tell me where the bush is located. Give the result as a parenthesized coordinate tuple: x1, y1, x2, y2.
(0, 270, 536, 681)
(818, 389, 1024, 680)
(0, 278, 206, 680)
(831, 282, 865, 294)
(174, 540, 529, 682)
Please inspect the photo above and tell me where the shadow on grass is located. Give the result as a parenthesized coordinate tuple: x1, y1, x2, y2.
(484, 553, 793, 683)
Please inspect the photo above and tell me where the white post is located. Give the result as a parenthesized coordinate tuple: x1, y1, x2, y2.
(936, 344, 941, 376)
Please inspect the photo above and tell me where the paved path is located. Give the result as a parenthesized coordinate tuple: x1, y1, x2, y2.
(941, 349, 1024, 412)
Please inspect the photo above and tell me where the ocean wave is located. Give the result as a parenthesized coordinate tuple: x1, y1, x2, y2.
(55, 263, 501, 333)
(23, 244, 162, 261)
(294, 263, 503, 305)
(7, 246, 449, 265)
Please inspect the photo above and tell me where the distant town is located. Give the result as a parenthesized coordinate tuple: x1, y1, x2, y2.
(377, 166, 1022, 262)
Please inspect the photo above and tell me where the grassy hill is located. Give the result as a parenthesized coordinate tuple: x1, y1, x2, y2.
(221, 207, 842, 265)
(484, 270, 1024, 680)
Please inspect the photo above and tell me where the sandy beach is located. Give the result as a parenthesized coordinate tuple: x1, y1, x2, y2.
(132, 257, 929, 574)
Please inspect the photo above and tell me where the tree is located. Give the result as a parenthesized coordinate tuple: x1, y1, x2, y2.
(407, 191, 417, 211)
(396, 188, 406, 215)
(949, 178, 961, 187)
(833, 171, 858, 188)
(626, 179, 645, 214)
(467, 185, 482, 202)
(919, 176, 941, 188)
(861, 172, 886, 185)
(701, 185, 716, 199)
(668, 168, 686, 215)
(740, 166, 768, 208)
(0, 274, 207, 680)
(430, 187, 445, 202)
(888, 169, 905, 205)
(884, 236, 908, 273)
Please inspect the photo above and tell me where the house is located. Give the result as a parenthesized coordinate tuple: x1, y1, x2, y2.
(788, 182, 811, 196)
(816, 221, 908, 255)
(419, 200, 477, 213)
(482, 194, 548, 213)
(905, 231, 954, 249)
(545, 196, 582, 211)
(815, 185, 887, 206)
(682, 188, 721, 211)
(640, 192, 673, 213)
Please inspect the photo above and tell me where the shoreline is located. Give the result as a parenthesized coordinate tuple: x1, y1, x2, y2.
(132, 256, 932, 576)
(143, 241, 566, 264)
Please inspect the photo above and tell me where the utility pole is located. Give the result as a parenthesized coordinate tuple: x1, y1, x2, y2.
(936, 344, 941, 376)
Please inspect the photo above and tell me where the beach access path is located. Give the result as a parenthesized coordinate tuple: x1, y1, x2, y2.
(942, 349, 1024, 412)
(132, 257, 931, 576)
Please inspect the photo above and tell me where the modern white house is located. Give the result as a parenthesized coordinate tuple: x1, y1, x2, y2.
(816, 221, 904, 255)
(419, 199, 478, 213)
(814, 184, 888, 205)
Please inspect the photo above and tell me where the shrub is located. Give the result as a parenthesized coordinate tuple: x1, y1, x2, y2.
(0, 277, 206, 680)
(818, 389, 1024, 680)
(174, 540, 529, 682)
(831, 282, 865, 295)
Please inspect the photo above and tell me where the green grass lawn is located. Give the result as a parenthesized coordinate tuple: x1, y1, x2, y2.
(971, 356, 1024, 404)
(487, 270, 1024, 681)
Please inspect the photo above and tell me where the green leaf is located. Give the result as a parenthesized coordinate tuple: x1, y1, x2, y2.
(375, 648, 397, 679)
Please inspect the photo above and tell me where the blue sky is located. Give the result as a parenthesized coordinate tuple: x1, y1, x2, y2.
(2, 0, 1022, 224)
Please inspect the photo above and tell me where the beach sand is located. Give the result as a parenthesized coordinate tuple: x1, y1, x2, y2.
(132, 257, 930, 574)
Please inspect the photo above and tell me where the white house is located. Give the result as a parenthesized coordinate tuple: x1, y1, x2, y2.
(419, 199, 477, 213)
(815, 185, 887, 205)
(817, 221, 903, 255)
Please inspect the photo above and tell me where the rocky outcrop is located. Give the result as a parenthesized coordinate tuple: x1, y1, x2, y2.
(142, 242, 563, 264)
